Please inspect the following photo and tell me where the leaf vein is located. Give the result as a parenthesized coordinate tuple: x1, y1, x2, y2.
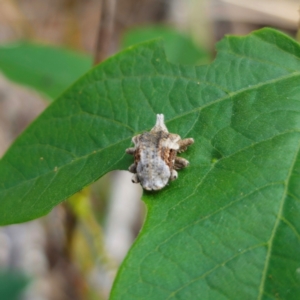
(257, 138, 300, 300)
(167, 243, 266, 299)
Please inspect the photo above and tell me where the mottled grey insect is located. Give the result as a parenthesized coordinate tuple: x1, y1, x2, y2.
(126, 114, 194, 190)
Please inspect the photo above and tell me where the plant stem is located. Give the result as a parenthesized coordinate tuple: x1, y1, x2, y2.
(94, 0, 117, 65)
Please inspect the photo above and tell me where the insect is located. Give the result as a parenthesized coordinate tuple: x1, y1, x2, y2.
(126, 114, 194, 190)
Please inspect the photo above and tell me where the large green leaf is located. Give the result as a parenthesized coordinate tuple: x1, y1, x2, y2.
(1, 28, 300, 299)
(0, 42, 92, 99)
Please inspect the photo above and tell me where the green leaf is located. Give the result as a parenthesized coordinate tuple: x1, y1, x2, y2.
(0, 42, 92, 99)
(121, 26, 210, 65)
(1, 28, 300, 299)
(0, 270, 28, 300)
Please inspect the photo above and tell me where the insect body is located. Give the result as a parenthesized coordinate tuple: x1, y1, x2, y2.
(126, 114, 194, 190)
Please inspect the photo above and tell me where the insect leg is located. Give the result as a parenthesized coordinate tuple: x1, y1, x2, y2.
(174, 157, 189, 170)
(128, 163, 136, 173)
(126, 147, 135, 155)
(170, 169, 178, 180)
(178, 138, 194, 153)
(131, 174, 139, 183)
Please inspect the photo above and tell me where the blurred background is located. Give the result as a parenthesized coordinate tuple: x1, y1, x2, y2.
(0, 0, 299, 299)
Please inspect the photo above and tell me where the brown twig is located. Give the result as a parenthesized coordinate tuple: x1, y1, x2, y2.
(94, 0, 117, 65)
(297, 6, 300, 42)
